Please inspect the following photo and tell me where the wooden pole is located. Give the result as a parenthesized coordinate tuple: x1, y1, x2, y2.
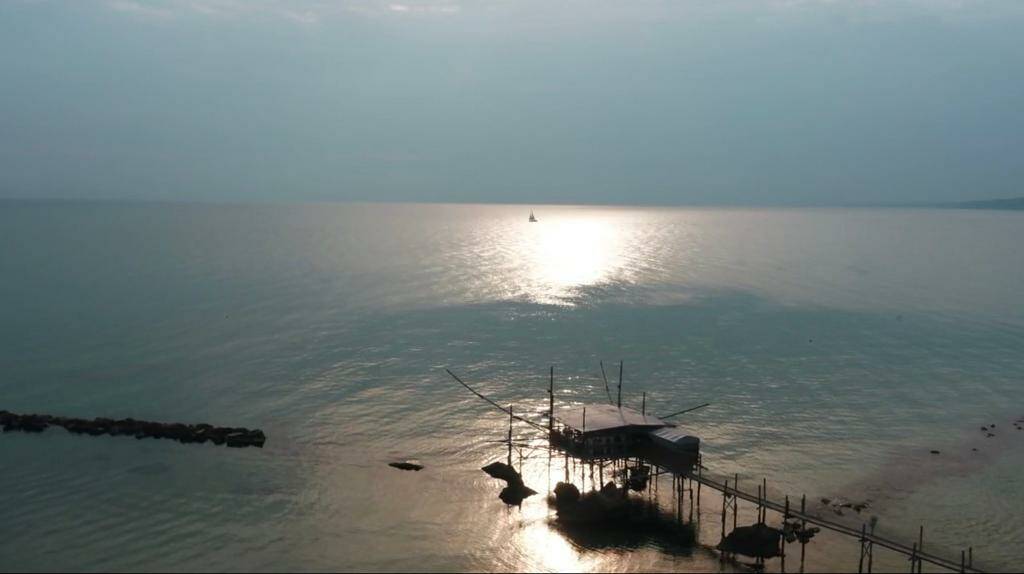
(642, 392, 646, 416)
(697, 454, 702, 512)
(617, 360, 623, 409)
(507, 405, 513, 467)
(762, 477, 768, 523)
(721, 479, 729, 550)
(869, 515, 876, 573)
(859, 524, 867, 573)
(800, 494, 807, 574)
(548, 366, 554, 433)
(733, 473, 739, 529)
(918, 526, 924, 574)
(677, 475, 682, 525)
(782, 496, 789, 573)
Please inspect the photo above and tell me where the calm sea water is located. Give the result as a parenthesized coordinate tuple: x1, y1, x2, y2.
(1, 201, 1022, 572)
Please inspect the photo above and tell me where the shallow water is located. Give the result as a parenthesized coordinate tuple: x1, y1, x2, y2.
(1, 201, 1022, 572)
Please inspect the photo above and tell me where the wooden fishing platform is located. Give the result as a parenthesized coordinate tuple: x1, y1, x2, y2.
(447, 365, 986, 573)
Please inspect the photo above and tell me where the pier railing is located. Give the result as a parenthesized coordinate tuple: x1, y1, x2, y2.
(682, 468, 981, 573)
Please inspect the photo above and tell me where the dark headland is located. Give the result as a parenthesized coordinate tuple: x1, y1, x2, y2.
(936, 197, 1024, 210)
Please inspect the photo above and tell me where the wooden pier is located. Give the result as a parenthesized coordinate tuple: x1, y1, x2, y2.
(447, 366, 986, 573)
(678, 461, 982, 573)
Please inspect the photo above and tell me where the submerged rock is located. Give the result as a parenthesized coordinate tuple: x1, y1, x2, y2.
(718, 523, 783, 559)
(481, 462, 522, 484)
(601, 481, 619, 497)
(388, 461, 424, 471)
(481, 461, 537, 506)
(553, 482, 581, 508)
(499, 483, 538, 506)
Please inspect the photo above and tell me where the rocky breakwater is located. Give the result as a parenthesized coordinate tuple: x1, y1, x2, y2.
(0, 410, 266, 448)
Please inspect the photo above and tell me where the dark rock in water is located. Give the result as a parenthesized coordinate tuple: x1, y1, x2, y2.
(820, 498, 831, 505)
(981, 426, 987, 431)
(499, 483, 537, 506)
(0, 409, 265, 448)
(718, 523, 783, 559)
(601, 481, 619, 497)
(389, 460, 425, 470)
(987, 433, 995, 438)
(554, 482, 581, 508)
(930, 450, 940, 454)
(481, 462, 522, 485)
(784, 521, 821, 544)
(481, 461, 538, 506)
(627, 466, 651, 492)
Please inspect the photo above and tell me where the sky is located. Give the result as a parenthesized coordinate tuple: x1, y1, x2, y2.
(1, 0, 1022, 206)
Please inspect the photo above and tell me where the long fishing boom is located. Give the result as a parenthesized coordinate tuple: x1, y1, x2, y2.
(444, 368, 549, 432)
(660, 402, 711, 420)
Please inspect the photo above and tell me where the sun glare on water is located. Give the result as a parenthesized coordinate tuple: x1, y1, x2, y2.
(517, 212, 625, 303)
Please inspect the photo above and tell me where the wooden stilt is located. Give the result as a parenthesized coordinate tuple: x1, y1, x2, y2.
(733, 474, 738, 530)
(800, 494, 807, 574)
(781, 495, 789, 573)
(507, 405, 513, 467)
(721, 479, 729, 549)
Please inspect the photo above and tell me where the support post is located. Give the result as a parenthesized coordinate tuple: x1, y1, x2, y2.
(696, 455, 702, 513)
(762, 477, 768, 523)
(617, 360, 623, 409)
(721, 479, 729, 549)
(800, 494, 807, 574)
(733, 474, 738, 530)
(859, 524, 867, 573)
(548, 366, 554, 433)
(507, 405, 513, 467)
(918, 526, 924, 574)
(781, 496, 789, 573)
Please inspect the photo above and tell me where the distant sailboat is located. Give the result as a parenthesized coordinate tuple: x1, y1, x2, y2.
(529, 210, 538, 222)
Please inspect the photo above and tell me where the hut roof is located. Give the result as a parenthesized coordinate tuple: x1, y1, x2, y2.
(557, 404, 669, 434)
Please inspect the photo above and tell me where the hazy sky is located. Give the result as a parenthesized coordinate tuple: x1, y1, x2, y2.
(1, 0, 1022, 205)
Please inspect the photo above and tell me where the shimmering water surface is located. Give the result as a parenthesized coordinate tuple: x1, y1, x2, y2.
(1, 201, 1022, 572)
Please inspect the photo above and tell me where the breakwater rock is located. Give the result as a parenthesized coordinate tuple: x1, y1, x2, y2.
(481, 461, 537, 506)
(718, 523, 783, 559)
(0, 410, 266, 448)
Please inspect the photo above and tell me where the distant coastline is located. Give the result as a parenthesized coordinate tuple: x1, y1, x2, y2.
(933, 197, 1024, 210)
(3, 196, 1023, 210)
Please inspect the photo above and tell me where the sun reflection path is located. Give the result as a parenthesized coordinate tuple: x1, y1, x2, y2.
(517, 213, 626, 304)
(511, 445, 606, 572)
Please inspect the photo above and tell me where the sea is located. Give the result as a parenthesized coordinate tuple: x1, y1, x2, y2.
(1, 200, 1022, 572)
